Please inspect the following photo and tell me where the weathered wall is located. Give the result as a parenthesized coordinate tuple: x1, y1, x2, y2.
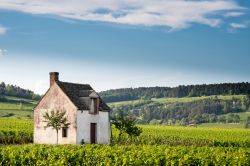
(34, 83, 77, 144)
(76, 110, 111, 144)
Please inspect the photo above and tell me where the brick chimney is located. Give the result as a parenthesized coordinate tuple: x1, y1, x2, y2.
(50, 72, 59, 87)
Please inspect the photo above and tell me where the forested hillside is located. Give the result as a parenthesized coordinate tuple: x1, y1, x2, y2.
(109, 95, 250, 125)
(0, 82, 40, 100)
(100, 82, 250, 103)
(100, 83, 250, 126)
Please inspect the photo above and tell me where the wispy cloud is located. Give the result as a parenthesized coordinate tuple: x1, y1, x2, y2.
(228, 21, 249, 33)
(230, 23, 248, 29)
(0, 48, 7, 57)
(0, 25, 7, 35)
(0, 0, 246, 30)
(224, 12, 245, 17)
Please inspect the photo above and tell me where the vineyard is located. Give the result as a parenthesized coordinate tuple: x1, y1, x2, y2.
(0, 119, 250, 147)
(0, 144, 249, 165)
(1, 119, 250, 147)
(0, 119, 250, 165)
(0, 119, 33, 144)
(113, 125, 250, 147)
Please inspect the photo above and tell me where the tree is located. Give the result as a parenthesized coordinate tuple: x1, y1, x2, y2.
(227, 113, 235, 123)
(244, 116, 250, 129)
(43, 110, 70, 144)
(180, 118, 188, 126)
(243, 95, 250, 110)
(234, 114, 240, 123)
(218, 116, 226, 123)
(112, 115, 142, 143)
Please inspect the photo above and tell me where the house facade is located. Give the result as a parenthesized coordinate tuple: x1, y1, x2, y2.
(34, 72, 111, 144)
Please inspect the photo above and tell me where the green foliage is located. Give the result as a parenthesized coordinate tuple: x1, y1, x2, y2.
(243, 94, 250, 110)
(112, 115, 142, 142)
(245, 116, 250, 129)
(0, 82, 41, 100)
(198, 123, 244, 128)
(112, 125, 250, 147)
(43, 110, 70, 144)
(1, 118, 250, 146)
(0, 96, 7, 102)
(100, 82, 250, 103)
(0, 119, 33, 144)
(227, 113, 240, 123)
(0, 144, 249, 165)
(0, 95, 36, 119)
(110, 95, 249, 125)
(19, 102, 23, 111)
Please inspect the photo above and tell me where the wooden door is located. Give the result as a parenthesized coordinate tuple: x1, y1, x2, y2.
(90, 123, 96, 144)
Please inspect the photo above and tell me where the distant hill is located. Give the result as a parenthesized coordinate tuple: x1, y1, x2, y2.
(0, 82, 41, 101)
(0, 82, 249, 127)
(107, 95, 250, 126)
(99, 82, 250, 103)
(0, 95, 36, 119)
(99, 83, 250, 126)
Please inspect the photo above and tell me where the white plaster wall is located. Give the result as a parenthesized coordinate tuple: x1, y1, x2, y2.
(76, 111, 111, 144)
(34, 83, 77, 144)
(34, 108, 77, 144)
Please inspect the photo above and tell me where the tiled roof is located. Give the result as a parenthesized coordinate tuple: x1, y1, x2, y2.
(57, 81, 110, 111)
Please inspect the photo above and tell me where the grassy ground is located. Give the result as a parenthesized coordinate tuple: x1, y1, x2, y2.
(108, 95, 246, 106)
(0, 96, 36, 119)
(151, 95, 245, 103)
(197, 123, 245, 128)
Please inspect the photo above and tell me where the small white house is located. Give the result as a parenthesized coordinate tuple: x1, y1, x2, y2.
(34, 72, 111, 144)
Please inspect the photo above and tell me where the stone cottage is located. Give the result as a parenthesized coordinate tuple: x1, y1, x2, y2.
(34, 72, 111, 144)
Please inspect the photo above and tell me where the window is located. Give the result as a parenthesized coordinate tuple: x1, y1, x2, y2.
(93, 98, 98, 114)
(62, 127, 68, 137)
(89, 98, 99, 114)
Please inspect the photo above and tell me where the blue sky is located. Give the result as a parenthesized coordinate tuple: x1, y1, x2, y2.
(0, 0, 249, 94)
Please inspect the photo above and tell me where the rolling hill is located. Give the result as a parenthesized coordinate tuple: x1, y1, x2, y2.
(0, 82, 250, 127)
(0, 96, 36, 119)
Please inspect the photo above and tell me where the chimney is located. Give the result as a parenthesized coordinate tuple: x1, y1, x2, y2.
(50, 72, 59, 87)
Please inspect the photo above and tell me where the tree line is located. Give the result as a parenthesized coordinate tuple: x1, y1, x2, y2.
(110, 95, 250, 125)
(100, 82, 250, 103)
(0, 82, 41, 100)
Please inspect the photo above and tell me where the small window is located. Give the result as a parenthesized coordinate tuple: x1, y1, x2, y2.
(90, 98, 99, 114)
(62, 127, 68, 137)
(93, 98, 98, 114)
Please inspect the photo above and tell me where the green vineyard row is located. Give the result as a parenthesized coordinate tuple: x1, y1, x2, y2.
(0, 119, 250, 147)
(0, 144, 249, 165)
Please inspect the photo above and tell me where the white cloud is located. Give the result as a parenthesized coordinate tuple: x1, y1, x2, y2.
(0, 25, 7, 35)
(224, 12, 245, 17)
(0, 48, 7, 57)
(0, 0, 246, 30)
(228, 21, 249, 33)
(230, 23, 247, 29)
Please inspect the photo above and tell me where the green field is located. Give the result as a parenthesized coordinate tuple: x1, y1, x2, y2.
(1, 94, 249, 122)
(0, 96, 36, 119)
(1, 119, 249, 147)
(151, 95, 246, 103)
(0, 119, 33, 144)
(225, 111, 250, 121)
(108, 95, 246, 106)
(113, 125, 250, 147)
(198, 123, 245, 128)
(0, 95, 250, 164)
(1, 144, 249, 165)
(0, 118, 250, 165)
